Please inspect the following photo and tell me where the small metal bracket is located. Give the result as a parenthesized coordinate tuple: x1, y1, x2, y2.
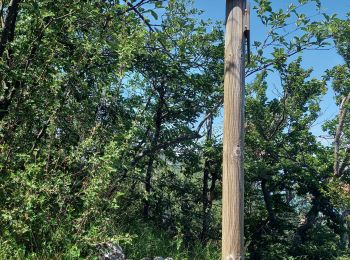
(244, 2, 251, 64)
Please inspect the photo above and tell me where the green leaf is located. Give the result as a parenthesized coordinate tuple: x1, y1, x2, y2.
(42, 10, 55, 18)
(150, 10, 158, 20)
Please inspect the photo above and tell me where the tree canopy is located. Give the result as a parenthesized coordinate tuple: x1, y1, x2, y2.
(0, 0, 350, 259)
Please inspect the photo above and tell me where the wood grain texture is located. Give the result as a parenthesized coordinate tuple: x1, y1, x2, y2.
(222, 0, 246, 259)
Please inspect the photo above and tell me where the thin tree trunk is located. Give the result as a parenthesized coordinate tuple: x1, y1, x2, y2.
(201, 115, 213, 243)
(341, 210, 350, 249)
(143, 83, 165, 218)
(334, 92, 350, 176)
(0, 0, 21, 58)
(332, 93, 350, 248)
(261, 179, 276, 227)
(296, 203, 319, 244)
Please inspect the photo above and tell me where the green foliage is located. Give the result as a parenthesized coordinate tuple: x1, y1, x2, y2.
(0, 0, 350, 259)
(120, 221, 220, 260)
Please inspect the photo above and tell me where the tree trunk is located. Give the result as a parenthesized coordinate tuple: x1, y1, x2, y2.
(334, 92, 350, 176)
(296, 203, 319, 244)
(340, 210, 350, 250)
(201, 115, 213, 243)
(143, 83, 165, 219)
(261, 179, 276, 227)
(0, 0, 21, 58)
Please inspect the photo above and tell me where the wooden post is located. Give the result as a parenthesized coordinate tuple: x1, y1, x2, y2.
(222, 0, 246, 259)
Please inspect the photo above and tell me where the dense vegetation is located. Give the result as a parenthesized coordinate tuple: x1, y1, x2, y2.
(0, 0, 350, 259)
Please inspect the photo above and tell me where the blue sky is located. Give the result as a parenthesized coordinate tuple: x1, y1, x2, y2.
(193, 0, 350, 141)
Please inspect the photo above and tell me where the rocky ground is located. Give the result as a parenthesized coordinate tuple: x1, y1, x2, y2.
(97, 242, 173, 260)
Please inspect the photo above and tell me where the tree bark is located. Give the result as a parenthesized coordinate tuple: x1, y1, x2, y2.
(201, 115, 213, 243)
(334, 92, 350, 176)
(296, 203, 319, 244)
(143, 82, 165, 218)
(0, 0, 21, 58)
(261, 179, 276, 227)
